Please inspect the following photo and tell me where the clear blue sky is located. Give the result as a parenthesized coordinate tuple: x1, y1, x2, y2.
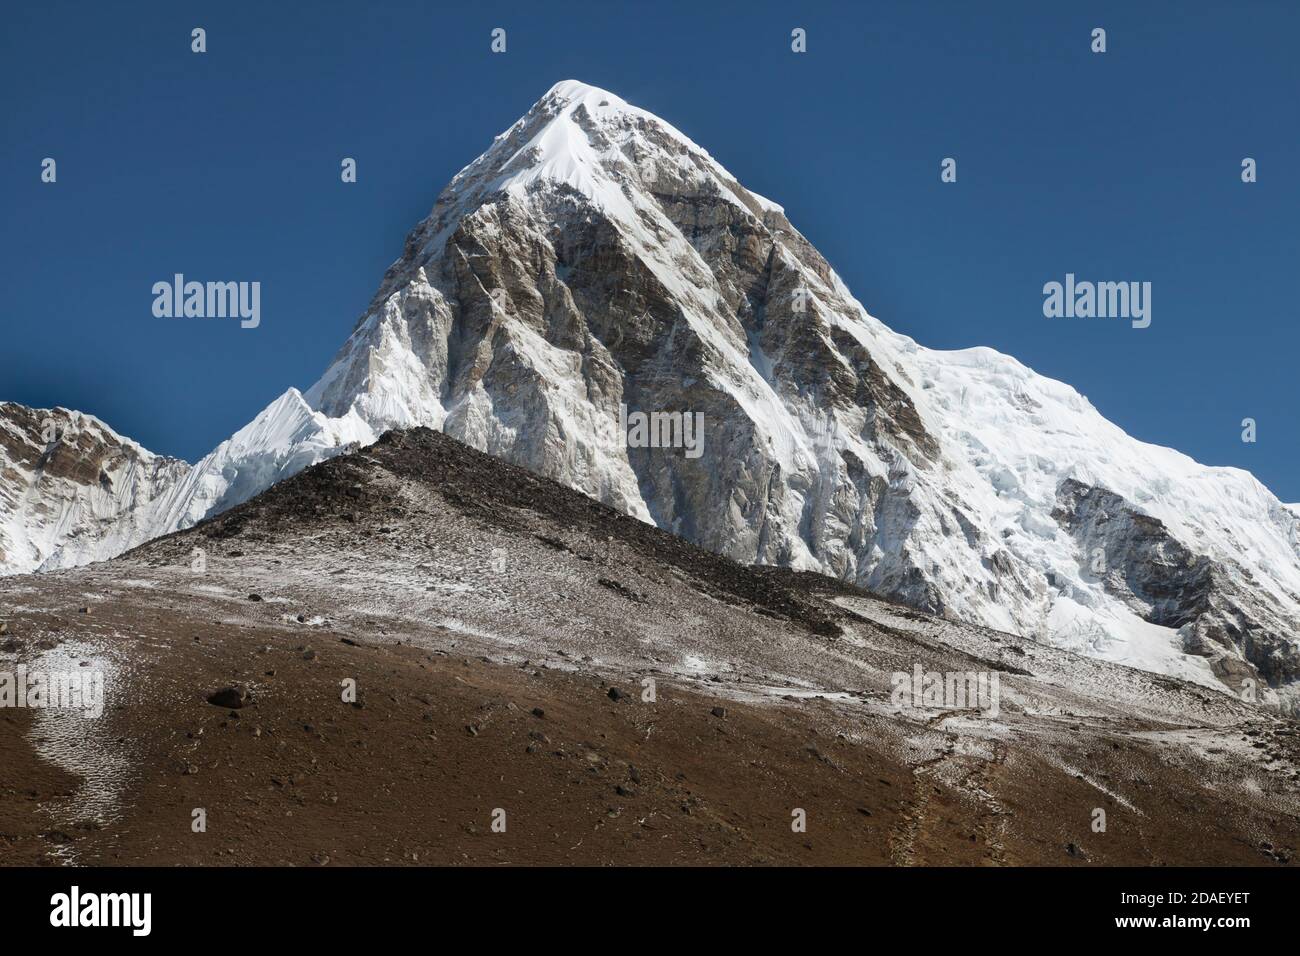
(3, 1, 1297, 499)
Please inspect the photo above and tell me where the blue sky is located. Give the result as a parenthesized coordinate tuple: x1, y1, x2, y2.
(3, 1, 1297, 499)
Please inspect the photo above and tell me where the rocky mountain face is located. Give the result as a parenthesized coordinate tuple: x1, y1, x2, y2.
(3, 80, 1299, 708)
(1052, 478, 1300, 690)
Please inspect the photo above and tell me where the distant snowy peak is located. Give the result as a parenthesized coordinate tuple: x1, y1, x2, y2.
(0, 389, 379, 577)
(167, 388, 375, 524)
(0, 402, 190, 574)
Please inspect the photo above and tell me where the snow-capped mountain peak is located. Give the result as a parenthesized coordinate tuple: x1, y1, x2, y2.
(5, 80, 1299, 708)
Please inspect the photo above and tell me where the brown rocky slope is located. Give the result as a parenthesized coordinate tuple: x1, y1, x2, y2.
(1, 428, 1296, 865)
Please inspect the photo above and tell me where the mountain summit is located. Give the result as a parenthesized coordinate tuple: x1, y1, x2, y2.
(4, 80, 1298, 705)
